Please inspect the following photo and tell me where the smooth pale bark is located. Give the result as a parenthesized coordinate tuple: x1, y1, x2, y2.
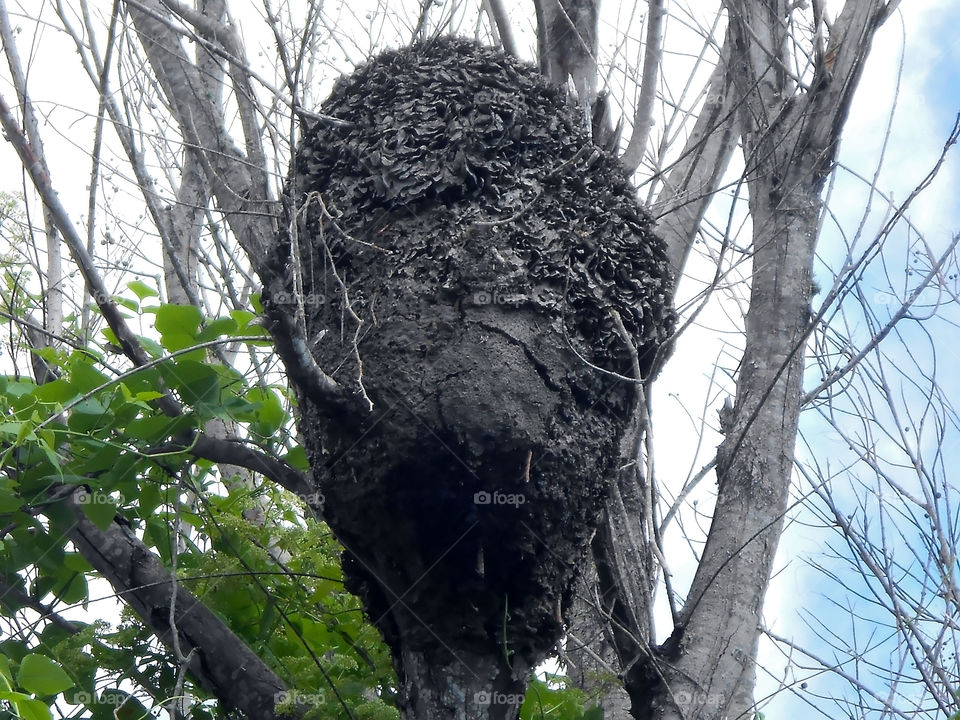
(0, 7, 63, 352)
(620, 0, 666, 175)
(653, 34, 739, 276)
(533, 0, 599, 101)
(654, 184, 820, 720)
(542, 2, 898, 719)
(643, 4, 898, 719)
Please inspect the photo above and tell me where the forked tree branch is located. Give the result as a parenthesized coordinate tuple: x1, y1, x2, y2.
(123, 0, 356, 413)
(0, 89, 180, 417)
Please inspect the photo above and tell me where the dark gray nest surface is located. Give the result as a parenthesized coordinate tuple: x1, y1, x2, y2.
(267, 37, 674, 671)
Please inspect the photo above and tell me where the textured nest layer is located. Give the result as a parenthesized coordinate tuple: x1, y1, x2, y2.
(270, 37, 675, 666)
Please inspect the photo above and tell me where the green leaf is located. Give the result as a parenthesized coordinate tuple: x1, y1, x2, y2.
(0, 487, 22, 513)
(127, 280, 159, 300)
(72, 443, 122, 475)
(158, 333, 199, 353)
(283, 446, 310, 471)
(62, 552, 92, 573)
(15, 697, 54, 720)
(134, 390, 165, 402)
(159, 360, 221, 410)
(3, 379, 36, 399)
(68, 361, 111, 394)
(0, 422, 22, 439)
(32, 379, 76, 404)
(229, 309, 257, 331)
(32, 347, 65, 370)
(114, 297, 139, 312)
(197, 316, 238, 342)
(79, 493, 118, 530)
(52, 566, 88, 605)
(0, 691, 53, 720)
(0, 641, 27, 665)
(67, 399, 113, 434)
(0, 653, 12, 686)
(138, 336, 165, 359)
(247, 387, 285, 437)
(124, 414, 184, 444)
(155, 304, 203, 338)
(138, 481, 163, 517)
(16, 654, 74, 695)
(100, 689, 151, 720)
(101, 327, 119, 346)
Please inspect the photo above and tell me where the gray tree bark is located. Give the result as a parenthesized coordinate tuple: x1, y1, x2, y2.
(585, 3, 901, 719)
(59, 488, 296, 720)
(534, 0, 599, 101)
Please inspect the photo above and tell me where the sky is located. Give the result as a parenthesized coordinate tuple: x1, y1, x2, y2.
(0, 1, 959, 719)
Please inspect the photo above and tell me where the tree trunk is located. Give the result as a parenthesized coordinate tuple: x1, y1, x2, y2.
(635, 4, 897, 718)
(397, 646, 529, 720)
(652, 177, 820, 720)
(565, 562, 633, 720)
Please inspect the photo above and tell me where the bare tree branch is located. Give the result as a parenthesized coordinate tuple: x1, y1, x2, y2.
(620, 0, 665, 175)
(0, 2, 64, 342)
(123, 0, 356, 413)
(481, 0, 518, 57)
(0, 88, 180, 417)
(652, 34, 739, 276)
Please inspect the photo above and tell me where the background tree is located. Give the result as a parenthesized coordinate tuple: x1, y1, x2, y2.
(0, 2, 957, 720)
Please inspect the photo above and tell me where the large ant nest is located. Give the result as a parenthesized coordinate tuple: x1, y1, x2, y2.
(268, 36, 674, 681)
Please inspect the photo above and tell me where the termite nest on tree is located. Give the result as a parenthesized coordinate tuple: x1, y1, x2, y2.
(267, 36, 674, 690)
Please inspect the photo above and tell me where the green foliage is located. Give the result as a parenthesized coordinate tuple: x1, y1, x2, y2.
(0, 651, 74, 720)
(15, 655, 73, 695)
(0, 251, 592, 719)
(0, 273, 403, 719)
(520, 677, 601, 720)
